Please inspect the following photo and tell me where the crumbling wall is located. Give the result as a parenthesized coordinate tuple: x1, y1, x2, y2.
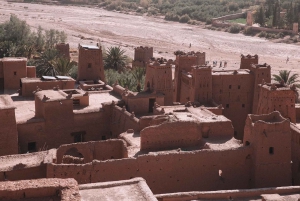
(56, 140, 128, 164)
(140, 121, 201, 151)
(47, 147, 252, 194)
(0, 165, 47, 182)
(110, 105, 140, 138)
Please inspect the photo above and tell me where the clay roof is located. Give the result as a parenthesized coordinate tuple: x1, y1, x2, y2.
(0, 95, 15, 110)
(212, 69, 250, 75)
(249, 111, 288, 124)
(35, 90, 69, 102)
(21, 77, 75, 83)
(79, 177, 157, 201)
(0, 149, 56, 172)
(81, 44, 99, 49)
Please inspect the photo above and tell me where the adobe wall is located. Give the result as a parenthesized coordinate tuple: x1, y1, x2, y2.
(140, 121, 202, 151)
(110, 105, 140, 138)
(290, 124, 300, 185)
(240, 54, 258, 70)
(296, 104, 300, 120)
(179, 75, 191, 103)
(0, 108, 18, 156)
(139, 115, 170, 131)
(77, 45, 105, 82)
(21, 79, 75, 97)
(243, 112, 292, 188)
(256, 85, 296, 123)
(0, 61, 3, 78)
(56, 139, 128, 164)
(2, 58, 27, 90)
(0, 165, 47, 182)
(0, 178, 80, 200)
(127, 96, 164, 115)
(190, 66, 212, 103)
(47, 147, 252, 194)
(56, 43, 70, 59)
(26, 66, 36, 78)
(212, 71, 253, 139)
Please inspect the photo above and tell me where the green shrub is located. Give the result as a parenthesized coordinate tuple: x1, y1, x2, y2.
(165, 12, 179, 21)
(228, 24, 240, 33)
(258, 31, 267, 37)
(179, 14, 191, 23)
(244, 26, 253, 35)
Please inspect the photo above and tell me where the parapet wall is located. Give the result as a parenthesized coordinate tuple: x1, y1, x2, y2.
(56, 139, 128, 164)
(47, 147, 252, 194)
(140, 121, 202, 151)
(110, 105, 140, 138)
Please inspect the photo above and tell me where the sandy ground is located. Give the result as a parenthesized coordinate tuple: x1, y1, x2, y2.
(1, 0, 300, 75)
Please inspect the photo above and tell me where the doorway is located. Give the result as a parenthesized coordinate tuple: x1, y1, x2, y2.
(149, 98, 156, 113)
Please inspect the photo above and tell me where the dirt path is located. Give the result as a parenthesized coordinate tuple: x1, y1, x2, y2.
(1, 0, 300, 75)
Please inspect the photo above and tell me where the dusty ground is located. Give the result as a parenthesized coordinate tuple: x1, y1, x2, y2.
(1, 0, 300, 75)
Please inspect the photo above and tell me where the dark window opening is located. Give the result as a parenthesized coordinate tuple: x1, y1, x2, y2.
(88, 63, 92, 68)
(245, 141, 250, 146)
(226, 104, 229, 108)
(229, 85, 231, 89)
(102, 135, 107, 140)
(14, 71, 17, 75)
(242, 104, 245, 108)
(238, 85, 240, 89)
(73, 99, 80, 106)
(28, 142, 36, 152)
(269, 147, 274, 155)
(71, 131, 86, 143)
(149, 98, 156, 113)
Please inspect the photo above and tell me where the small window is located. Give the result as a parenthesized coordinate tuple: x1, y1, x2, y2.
(71, 131, 86, 143)
(238, 85, 240, 89)
(14, 71, 17, 75)
(226, 104, 229, 108)
(88, 63, 92, 68)
(269, 147, 274, 155)
(102, 135, 107, 140)
(245, 141, 250, 146)
(242, 104, 245, 108)
(229, 85, 231, 89)
(28, 142, 36, 152)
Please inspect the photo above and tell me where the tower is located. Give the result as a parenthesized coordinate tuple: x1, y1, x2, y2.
(190, 65, 212, 103)
(244, 111, 291, 188)
(250, 63, 271, 113)
(132, 46, 153, 68)
(256, 83, 296, 123)
(144, 58, 173, 105)
(240, 54, 258, 70)
(174, 51, 205, 102)
(77, 44, 105, 82)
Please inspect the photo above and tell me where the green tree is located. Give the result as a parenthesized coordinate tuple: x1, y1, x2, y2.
(35, 49, 59, 77)
(255, 6, 266, 27)
(272, 1, 280, 27)
(104, 46, 127, 71)
(132, 67, 146, 92)
(53, 57, 76, 76)
(272, 70, 300, 87)
(286, 2, 294, 29)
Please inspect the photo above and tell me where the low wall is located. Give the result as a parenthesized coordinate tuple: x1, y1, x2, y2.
(155, 186, 300, 201)
(0, 178, 80, 200)
(56, 139, 128, 164)
(110, 105, 140, 138)
(47, 147, 252, 194)
(212, 12, 245, 22)
(140, 121, 202, 151)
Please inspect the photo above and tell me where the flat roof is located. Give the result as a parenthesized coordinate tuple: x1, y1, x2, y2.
(0, 95, 15, 110)
(212, 69, 250, 75)
(1, 57, 27, 62)
(0, 149, 56, 172)
(21, 77, 75, 83)
(79, 178, 157, 201)
(81, 44, 99, 50)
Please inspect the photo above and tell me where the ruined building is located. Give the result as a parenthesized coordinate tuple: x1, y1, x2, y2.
(132, 46, 153, 68)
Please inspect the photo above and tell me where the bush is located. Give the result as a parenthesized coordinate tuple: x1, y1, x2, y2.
(179, 14, 191, 23)
(165, 12, 179, 21)
(228, 2, 239, 11)
(258, 31, 267, 38)
(228, 24, 240, 33)
(244, 26, 253, 35)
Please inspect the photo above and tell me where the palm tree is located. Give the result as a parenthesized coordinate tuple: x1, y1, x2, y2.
(104, 46, 127, 71)
(132, 67, 146, 92)
(272, 70, 300, 87)
(35, 48, 59, 77)
(53, 57, 75, 76)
